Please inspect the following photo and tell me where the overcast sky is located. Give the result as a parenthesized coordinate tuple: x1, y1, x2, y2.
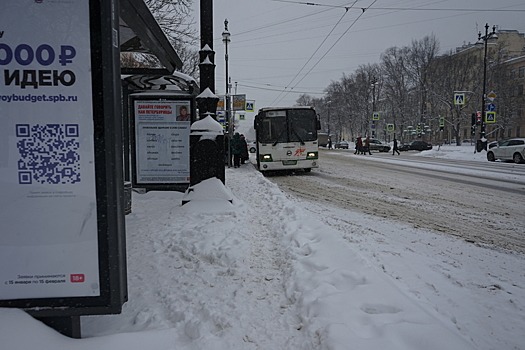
(194, 0, 525, 108)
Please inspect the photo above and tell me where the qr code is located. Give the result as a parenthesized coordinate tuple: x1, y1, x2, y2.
(16, 124, 81, 185)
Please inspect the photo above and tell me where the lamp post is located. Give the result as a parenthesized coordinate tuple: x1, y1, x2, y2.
(222, 19, 232, 167)
(326, 100, 331, 137)
(477, 23, 497, 150)
(371, 76, 378, 138)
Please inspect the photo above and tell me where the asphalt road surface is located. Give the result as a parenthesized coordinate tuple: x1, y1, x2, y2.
(267, 149, 525, 254)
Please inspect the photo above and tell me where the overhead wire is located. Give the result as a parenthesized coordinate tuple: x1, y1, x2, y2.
(273, 0, 379, 105)
(224, 0, 524, 101)
(270, 0, 525, 12)
(270, 1, 358, 104)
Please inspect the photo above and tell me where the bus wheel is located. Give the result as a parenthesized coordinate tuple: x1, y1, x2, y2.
(304, 168, 312, 173)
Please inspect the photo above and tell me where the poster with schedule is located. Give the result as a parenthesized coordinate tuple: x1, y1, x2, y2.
(134, 100, 191, 184)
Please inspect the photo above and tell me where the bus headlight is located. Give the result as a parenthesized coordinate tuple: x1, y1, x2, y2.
(306, 151, 318, 159)
(261, 154, 273, 162)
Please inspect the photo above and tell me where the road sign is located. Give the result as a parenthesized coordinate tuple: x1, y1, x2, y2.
(245, 100, 255, 112)
(387, 123, 395, 132)
(487, 91, 497, 101)
(232, 94, 246, 111)
(454, 93, 465, 105)
(485, 111, 496, 124)
(372, 112, 379, 120)
(487, 103, 495, 111)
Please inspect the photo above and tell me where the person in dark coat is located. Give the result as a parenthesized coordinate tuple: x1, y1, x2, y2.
(354, 136, 363, 155)
(364, 136, 372, 155)
(230, 132, 243, 168)
(393, 137, 400, 155)
(240, 134, 249, 164)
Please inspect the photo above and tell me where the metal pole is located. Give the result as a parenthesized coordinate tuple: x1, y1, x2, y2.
(480, 23, 489, 142)
(477, 23, 496, 151)
(223, 19, 232, 167)
(371, 76, 377, 138)
(327, 107, 331, 136)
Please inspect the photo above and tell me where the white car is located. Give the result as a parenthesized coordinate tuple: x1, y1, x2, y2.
(486, 138, 525, 164)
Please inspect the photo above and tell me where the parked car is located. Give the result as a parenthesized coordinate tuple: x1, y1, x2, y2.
(486, 138, 525, 163)
(488, 140, 498, 149)
(368, 139, 391, 152)
(334, 140, 349, 149)
(399, 140, 433, 151)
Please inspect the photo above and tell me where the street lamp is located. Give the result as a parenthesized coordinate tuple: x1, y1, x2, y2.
(371, 76, 378, 138)
(326, 100, 331, 137)
(222, 19, 232, 167)
(477, 23, 497, 150)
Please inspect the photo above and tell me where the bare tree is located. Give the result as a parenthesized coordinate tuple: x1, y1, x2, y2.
(407, 35, 440, 134)
(429, 50, 480, 144)
(380, 46, 414, 139)
(296, 94, 314, 106)
(137, 0, 199, 77)
(487, 41, 521, 139)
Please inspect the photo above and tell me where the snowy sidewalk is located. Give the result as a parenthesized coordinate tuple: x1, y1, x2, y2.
(2, 163, 476, 349)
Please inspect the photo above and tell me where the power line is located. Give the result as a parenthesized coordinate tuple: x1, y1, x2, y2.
(238, 82, 325, 95)
(271, 0, 525, 12)
(270, 1, 359, 105)
(274, 0, 378, 105)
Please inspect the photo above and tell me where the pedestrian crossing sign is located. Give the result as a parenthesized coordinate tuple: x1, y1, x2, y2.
(454, 93, 465, 106)
(485, 111, 496, 124)
(372, 112, 379, 120)
(245, 100, 255, 112)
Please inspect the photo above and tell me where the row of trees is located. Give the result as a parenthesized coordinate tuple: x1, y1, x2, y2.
(297, 34, 521, 144)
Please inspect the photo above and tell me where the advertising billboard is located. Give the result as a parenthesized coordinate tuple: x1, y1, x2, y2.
(0, 0, 126, 315)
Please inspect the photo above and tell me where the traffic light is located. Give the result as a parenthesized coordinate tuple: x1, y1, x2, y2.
(476, 111, 482, 125)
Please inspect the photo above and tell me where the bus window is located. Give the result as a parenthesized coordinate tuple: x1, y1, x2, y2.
(288, 109, 317, 142)
(260, 116, 287, 143)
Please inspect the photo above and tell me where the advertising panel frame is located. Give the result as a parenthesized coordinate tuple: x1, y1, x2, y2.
(130, 93, 195, 192)
(0, 0, 127, 317)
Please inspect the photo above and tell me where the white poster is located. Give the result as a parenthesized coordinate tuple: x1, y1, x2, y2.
(134, 100, 191, 184)
(0, 1, 100, 299)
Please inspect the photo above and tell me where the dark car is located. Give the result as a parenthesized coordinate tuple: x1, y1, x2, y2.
(334, 141, 349, 149)
(368, 139, 391, 152)
(399, 140, 433, 151)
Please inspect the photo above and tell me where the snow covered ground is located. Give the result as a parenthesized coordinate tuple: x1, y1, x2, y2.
(1, 145, 524, 350)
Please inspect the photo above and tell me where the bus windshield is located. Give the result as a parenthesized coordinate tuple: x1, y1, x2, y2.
(258, 109, 317, 144)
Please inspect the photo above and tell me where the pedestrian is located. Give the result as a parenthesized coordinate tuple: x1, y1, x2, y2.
(354, 136, 363, 155)
(328, 137, 332, 149)
(393, 137, 400, 155)
(230, 132, 243, 168)
(239, 134, 249, 164)
(365, 136, 372, 155)
(224, 136, 231, 165)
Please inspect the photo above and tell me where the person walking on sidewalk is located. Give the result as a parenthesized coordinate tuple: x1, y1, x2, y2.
(230, 133, 243, 167)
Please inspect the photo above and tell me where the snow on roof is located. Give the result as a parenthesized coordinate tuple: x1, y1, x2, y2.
(191, 115, 224, 133)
